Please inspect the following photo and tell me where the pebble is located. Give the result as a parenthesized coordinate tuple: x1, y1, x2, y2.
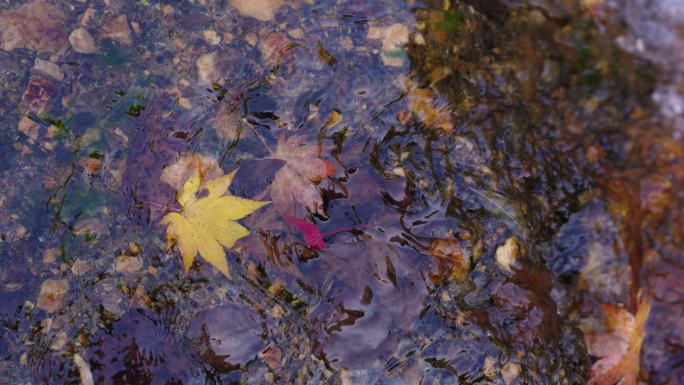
(43, 248, 59, 264)
(33, 58, 63, 81)
(202, 29, 221, 45)
(71, 259, 90, 277)
(229, 0, 287, 21)
(197, 51, 219, 83)
(18, 116, 40, 142)
(100, 15, 133, 47)
(37, 279, 69, 313)
(495, 236, 518, 272)
(69, 28, 97, 53)
(114, 255, 143, 274)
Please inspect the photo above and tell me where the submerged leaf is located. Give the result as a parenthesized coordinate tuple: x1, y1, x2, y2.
(162, 167, 269, 276)
(585, 295, 651, 385)
(284, 214, 327, 249)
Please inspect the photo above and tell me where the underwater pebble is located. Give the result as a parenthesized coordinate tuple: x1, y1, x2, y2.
(17, 116, 40, 142)
(114, 255, 143, 274)
(100, 15, 133, 47)
(501, 362, 521, 385)
(71, 259, 90, 277)
(197, 52, 219, 83)
(37, 279, 69, 313)
(42, 248, 59, 264)
(69, 28, 97, 54)
(203, 29, 221, 45)
(229, 0, 287, 21)
(73, 353, 94, 385)
(495, 236, 518, 272)
(33, 58, 63, 82)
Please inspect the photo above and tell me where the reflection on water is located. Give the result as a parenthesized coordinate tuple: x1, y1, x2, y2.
(0, 0, 682, 384)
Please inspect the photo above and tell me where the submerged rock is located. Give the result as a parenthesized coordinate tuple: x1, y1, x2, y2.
(69, 28, 97, 54)
(37, 279, 69, 313)
(0, 0, 68, 52)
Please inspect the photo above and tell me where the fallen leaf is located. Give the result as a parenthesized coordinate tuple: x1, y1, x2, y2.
(283, 214, 327, 249)
(407, 86, 453, 132)
(162, 166, 269, 276)
(585, 295, 651, 385)
(270, 136, 335, 213)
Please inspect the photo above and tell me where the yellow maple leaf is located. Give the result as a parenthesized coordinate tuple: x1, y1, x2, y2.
(161, 167, 269, 277)
(585, 294, 651, 385)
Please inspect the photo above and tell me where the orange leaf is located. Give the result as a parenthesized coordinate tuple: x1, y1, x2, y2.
(585, 295, 651, 385)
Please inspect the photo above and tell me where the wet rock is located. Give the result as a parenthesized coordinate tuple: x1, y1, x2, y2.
(36, 279, 69, 313)
(73, 353, 94, 385)
(114, 255, 143, 274)
(0, 0, 68, 53)
(367, 23, 409, 67)
(42, 248, 59, 264)
(495, 236, 518, 272)
(197, 51, 220, 84)
(202, 29, 221, 45)
(502, 362, 521, 385)
(188, 303, 264, 369)
(33, 58, 63, 82)
(22, 75, 57, 114)
(71, 259, 90, 277)
(229, 0, 290, 21)
(17, 116, 40, 142)
(100, 15, 133, 47)
(69, 28, 97, 54)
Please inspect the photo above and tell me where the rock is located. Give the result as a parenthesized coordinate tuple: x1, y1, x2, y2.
(229, 0, 289, 21)
(42, 248, 59, 264)
(260, 32, 292, 63)
(18, 116, 40, 142)
(495, 236, 518, 272)
(367, 23, 409, 67)
(197, 52, 219, 84)
(202, 29, 221, 45)
(71, 259, 90, 277)
(36, 279, 69, 313)
(73, 353, 94, 385)
(114, 255, 143, 274)
(0, 0, 68, 52)
(22, 75, 57, 114)
(69, 28, 97, 54)
(188, 303, 264, 369)
(100, 15, 133, 47)
(501, 362, 521, 385)
(33, 59, 63, 82)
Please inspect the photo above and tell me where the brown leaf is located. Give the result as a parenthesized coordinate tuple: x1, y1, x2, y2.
(270, 136, 335, 213)
(585, 295, 651, 385)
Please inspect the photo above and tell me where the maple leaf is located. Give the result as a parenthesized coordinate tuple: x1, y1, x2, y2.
(270, 136, 335, 213)
(161, 167, 269, 277)
(283, 214, 364, 250)
(585, 295, 651, 385)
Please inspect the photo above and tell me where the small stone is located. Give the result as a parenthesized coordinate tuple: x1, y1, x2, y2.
(177, 97, 192, 109)
(495, 236, 518, 272)
(367, 23, 409, 67)
(501, 362, 521, 385)
(483, 356, 497, 378)
(33, 58, 63, 81)
(43, 247, 59, 265)
(229, 0, 288, 21)
(37, 279, 69, 313)
(115, 255, 143, 274)
(50, 332, 68, 350)
(202, 29, 221, 45)
(69, 28, 97, 53)
(127, 242, 141, 255)
(18, 116, 40, 141)
(100, 15, 133, 47)
(73, 353, 94, 385)
(197, 52, 219, 84)
(288, 28, 304, 39)
(71, 259, 90, 277)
